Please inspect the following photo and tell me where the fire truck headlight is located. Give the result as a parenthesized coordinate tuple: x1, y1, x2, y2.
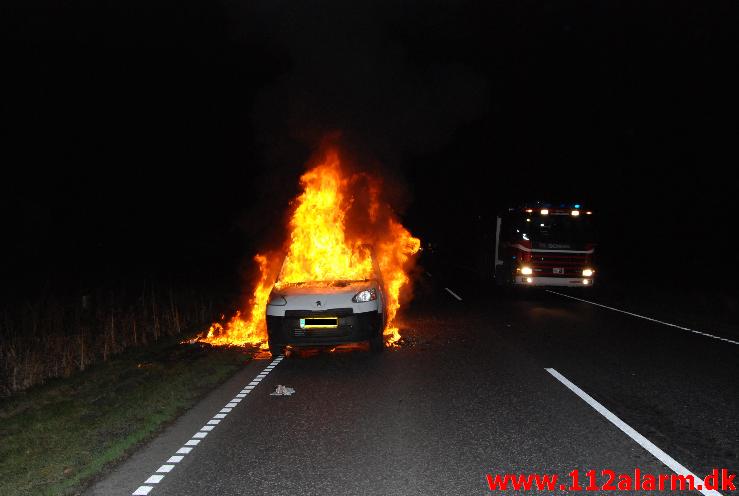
(582, 269, 594, 277)
(521, 266, 533, 275)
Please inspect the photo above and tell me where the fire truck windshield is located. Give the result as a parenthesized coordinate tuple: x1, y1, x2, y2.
(520, 215, 594, 249)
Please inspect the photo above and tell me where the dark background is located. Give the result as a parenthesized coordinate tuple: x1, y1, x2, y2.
(2, 0, 737, 301)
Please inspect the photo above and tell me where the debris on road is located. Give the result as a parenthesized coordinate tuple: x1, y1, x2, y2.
(270, 385, 295, 396)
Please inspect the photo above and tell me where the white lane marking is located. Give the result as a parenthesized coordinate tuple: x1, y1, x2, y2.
(132, 356, 285, 495)
(444, 287, 463, 301)
(546, 290, 739, 346)
(546, 368, 724, 496)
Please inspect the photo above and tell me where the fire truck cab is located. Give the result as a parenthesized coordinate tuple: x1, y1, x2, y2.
(494, 203, 596, 287)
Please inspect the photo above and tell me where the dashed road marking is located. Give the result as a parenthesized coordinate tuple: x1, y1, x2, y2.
(131, 354, 284, 495)
(546, 368, 724, 496)
(546, 290, 738, 345)
(444, 287, 463, 301)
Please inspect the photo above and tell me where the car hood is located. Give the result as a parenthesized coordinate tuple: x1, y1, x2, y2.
(266, 280, 381, 317)
(276, 280, 373, 296)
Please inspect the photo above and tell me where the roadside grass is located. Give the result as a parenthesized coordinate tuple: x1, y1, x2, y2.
(0, 338, 255, 496)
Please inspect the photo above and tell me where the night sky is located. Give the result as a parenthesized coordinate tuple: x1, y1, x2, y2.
(2, 0, 737, 300)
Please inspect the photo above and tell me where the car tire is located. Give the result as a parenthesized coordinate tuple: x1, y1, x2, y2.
(268, 341, 286, 357)
(369, 332, 384, 353)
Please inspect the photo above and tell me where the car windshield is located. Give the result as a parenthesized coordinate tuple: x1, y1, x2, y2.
(275, 253, 378, 286)
(519, 214, 595, 248)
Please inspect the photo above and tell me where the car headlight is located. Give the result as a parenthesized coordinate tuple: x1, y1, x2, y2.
(520, 266, 533, 275)
(267, 293, 287, 306)
(582, 268, 594, 277)
(352, 288, 377, 303)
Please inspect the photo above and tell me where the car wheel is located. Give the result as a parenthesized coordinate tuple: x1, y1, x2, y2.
(369, 332, 384, 353)
(268, 341, 286, 357)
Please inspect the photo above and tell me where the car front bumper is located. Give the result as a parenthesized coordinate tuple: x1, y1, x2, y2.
(266, 308, 382, 347)
(514, 276, 594, 287)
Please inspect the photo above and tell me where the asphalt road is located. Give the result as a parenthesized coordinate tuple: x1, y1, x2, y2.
(88, 262, 738, 496)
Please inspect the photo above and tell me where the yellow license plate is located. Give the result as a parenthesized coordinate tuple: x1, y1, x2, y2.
(299, 317, 338, 329)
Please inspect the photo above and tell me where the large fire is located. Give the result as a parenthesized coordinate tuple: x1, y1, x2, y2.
(199, 149, 420, 350)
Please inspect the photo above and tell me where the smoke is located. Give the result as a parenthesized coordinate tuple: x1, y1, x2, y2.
(230, 0, 489, 167)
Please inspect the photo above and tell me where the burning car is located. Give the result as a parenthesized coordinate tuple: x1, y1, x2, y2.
(198, 148, 419, 353)
(266, 249, 387, 355)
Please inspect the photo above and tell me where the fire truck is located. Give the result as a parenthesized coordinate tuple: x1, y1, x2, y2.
(494, 203, 596, 287)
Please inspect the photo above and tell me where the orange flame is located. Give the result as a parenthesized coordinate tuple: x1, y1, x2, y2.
(200, 254, 272, 349)
(198, 148, 419, 348)
(376, 219, 420, 344)
(278, 151, 375, 285)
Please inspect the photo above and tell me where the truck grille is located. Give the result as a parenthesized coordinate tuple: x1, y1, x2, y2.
(531, 253, 588, 277)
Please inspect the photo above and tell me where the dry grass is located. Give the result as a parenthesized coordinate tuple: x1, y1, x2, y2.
(0, 283, 215, 396)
